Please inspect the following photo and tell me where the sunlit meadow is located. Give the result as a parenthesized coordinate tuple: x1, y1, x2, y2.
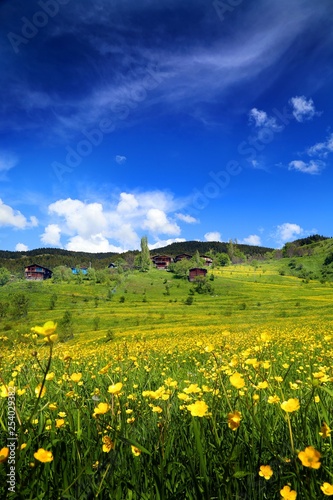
(1, 265, 333, 499)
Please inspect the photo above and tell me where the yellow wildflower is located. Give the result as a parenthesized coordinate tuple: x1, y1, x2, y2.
(280, 485, 297, 499)
(0, 385, 8, 398)
(257, 381, 268, 390)
(0, 447, 9, 463)
(227, 410, 242, 431)
(229, 372, 245, 389)
(34, 448, 53, 463)
(102, 436, 114, 453)
(268, 395, 280, 404)
(131, 445, 141, 456)
(183, 384, 201, 394)
(258, 465, 273, 480)
(321, 483, 333, 496)
(187, 400, 208, 417)
(70, 373, 82, 383)
(35, 384, 46, 398)
(93, 403, 110, 417)
(108, 383, 123, 394)
(55, 419, 65, 428)
(320, 422, 331, 438)
(280, 398, 300, 413)
(298, 446, 321, 469)
(31, 321, 58, 343)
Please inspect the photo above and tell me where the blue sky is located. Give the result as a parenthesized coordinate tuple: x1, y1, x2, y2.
(0, 0, 332, 253)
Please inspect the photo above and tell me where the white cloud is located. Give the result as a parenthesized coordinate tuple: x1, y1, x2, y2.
(41, 224, 62, 247)
(148, 238, 186, 250)
(41, 191, 186, 252)
(48, 199, 108, 237)
(0, 199, 37, 229)
(66, 234, 124, 253)
(175, 213, 198, 224)
(142, 208, 180, 235)
(249, 108, 282, 131)
(289, 96, 319, 122)
(116, 193, 139, 214)
(288, 160, 324, 175)
(204, 231, 221, 242)
(115, 155, 127, 165)
(275, 223, 303, 243)
(307, 132, 333, 158)
(15, 243, 28, 251)
(242, 234, 262, 246)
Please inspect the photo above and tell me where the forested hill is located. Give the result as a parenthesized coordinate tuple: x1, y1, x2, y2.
(0, 241, 274, 274)
(152, 241, 274, 258)
(0, 248, 129, 274)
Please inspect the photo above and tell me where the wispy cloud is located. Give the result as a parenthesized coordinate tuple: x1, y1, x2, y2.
(115, 155, 127, 165)
(307, 132, 333, 158)
(288, 159, 325, 175)
(249, 108, 282, 131)
(175, 213, 199, 224)
(289, 96, 320, 122)
(0, 0, 325, 139)
(0, 152, 18, 179)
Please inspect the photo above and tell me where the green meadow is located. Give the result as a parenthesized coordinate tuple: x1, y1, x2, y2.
(1, 262, 333, 499)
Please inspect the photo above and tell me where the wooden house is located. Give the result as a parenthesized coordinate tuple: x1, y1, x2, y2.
(25, 264, 53, 280)
(201, 255, 213, 266)
(188, 268, 207, 282)
(174, 253, 192, 262)
(151, 255, 173, 270)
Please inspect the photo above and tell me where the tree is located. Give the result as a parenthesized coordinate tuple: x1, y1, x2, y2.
(11, 293, 29, 319)
(190, 250, 205, 268)
(227, 239, 234, 260)
(169, 259, 192, 278)
(59, 311, 74, 342)
(216, 252, 230, 267)
(0, 267, 10, 286)
(52, 266, 72, 283)
(138, 236, 151, 272)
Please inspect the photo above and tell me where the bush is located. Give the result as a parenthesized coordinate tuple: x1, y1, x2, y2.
(58, 311, 74, 342)
(10, 293, 29, 319)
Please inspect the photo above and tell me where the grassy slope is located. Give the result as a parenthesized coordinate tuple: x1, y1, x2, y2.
(1, 262, 333, 346)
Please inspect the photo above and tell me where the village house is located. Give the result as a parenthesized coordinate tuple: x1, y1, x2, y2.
(71, 267, 88, 275)
(25, 264, 53, 280)
(174, 253, 192, 262)
(151, 255, 173, 270)
(188, 268, 207, 282)
(201, 255, 213, 266)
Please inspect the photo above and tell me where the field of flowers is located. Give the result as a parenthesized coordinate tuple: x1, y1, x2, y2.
(1, 317, 333, 499)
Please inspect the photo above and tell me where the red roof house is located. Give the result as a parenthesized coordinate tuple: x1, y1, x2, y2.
(25, 264, 53, 280)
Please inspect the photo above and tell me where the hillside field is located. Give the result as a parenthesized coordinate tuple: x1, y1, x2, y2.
(1, 263, 333, 498)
